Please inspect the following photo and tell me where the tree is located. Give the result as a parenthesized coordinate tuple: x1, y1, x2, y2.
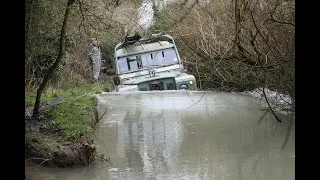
(148, 0, 294, 114)
(29, 0, 144, 117)
(33, 0, 76, 117)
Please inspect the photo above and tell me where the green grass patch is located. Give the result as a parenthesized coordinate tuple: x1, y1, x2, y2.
(25, 82, 106, 105)
(49, 95, 97, 140)
(25, 93, 56, 106)
(26, 82, 108, 140)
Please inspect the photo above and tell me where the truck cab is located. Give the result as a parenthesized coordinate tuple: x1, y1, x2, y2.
(113, 33, 197, 92)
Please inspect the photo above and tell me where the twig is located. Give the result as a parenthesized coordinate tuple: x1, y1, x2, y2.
(105, 157, 113, 165)
(268, 17, 295, 27)
(185, 91, 196, 104)
(95, 155, 113, 165)
(37, 158, 52, 167)
(185, 91, 206, 109)
(277, 92, 292, 106)
(25, 157, 50, 162)
(262, 86, 281, 122)
(249, 15, 282, 123)
(250, 9, 279, 60)
(77, 0, 85, 34)
(25, 157, 52, 168)
(98, 108, 108, 122)
(269, 0, 295, 27)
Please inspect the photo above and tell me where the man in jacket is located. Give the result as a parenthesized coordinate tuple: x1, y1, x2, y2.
(88, 38, 102, 82)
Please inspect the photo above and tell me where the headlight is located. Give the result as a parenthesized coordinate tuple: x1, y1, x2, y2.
(179, 84, 188, 90)
(189, 81, 193, 85)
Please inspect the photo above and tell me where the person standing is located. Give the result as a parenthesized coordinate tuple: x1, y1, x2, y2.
(88, 38, 102, 82)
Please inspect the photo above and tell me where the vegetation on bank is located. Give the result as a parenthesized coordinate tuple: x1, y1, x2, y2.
(25, 82, 108, 139)
(25, 82, 110, 166)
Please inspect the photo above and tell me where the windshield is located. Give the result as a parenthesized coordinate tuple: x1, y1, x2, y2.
(117, 48, 179, 74)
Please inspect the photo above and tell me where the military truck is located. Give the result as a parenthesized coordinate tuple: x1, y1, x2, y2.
(112, 33, 197, 92)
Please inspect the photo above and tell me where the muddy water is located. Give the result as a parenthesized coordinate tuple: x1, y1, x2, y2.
(26, 91, 295, 180)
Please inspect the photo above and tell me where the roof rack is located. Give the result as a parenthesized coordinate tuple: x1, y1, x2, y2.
(115, 33, 175, 51)
(123, 33, 141, 45)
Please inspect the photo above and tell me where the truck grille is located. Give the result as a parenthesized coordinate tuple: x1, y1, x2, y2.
(166, 83, 174, 90)
(149, 82, 164, 91)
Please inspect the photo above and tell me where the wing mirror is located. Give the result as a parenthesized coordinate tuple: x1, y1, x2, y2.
(187, 64, 193, 73)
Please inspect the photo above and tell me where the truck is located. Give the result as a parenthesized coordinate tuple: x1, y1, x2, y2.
(112, 33, 197, 92)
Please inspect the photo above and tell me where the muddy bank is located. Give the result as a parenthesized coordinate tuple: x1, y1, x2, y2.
(25, 104, 98, 167)
(25, 83, 110, 167)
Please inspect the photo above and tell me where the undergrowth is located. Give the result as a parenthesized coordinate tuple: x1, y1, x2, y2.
(25, 82, 108, 140)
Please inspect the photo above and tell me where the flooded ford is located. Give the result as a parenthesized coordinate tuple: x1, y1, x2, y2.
(25, 91, 294, 180)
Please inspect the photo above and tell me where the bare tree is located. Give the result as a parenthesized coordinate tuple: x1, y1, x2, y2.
(150, 0, 294, 114)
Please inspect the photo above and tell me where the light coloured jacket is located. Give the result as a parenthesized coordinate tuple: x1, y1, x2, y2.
(87, 44, 101, 64)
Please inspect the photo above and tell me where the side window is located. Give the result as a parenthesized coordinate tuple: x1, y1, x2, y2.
(118, 58, 129, 73)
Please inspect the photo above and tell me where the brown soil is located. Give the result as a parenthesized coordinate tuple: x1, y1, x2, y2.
(25, 105, 98, 167)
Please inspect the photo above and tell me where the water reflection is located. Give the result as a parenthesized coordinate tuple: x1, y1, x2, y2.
(26, 91, 294, 180)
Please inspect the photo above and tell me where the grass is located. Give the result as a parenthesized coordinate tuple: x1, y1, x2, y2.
(49, 95, 97, 140)
(25, 82, 109, 141)
(25, 83, 107, 105)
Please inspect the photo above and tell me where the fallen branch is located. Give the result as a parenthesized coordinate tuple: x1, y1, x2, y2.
(249, 14, 282, 123)
(262, 86, 281, 122)
(97, 107, 108, 123)
(25, 157, 50, 162)
(186, 91, 206, 109)
(96, 154, 113, 165)
(25, 157, 52, 168)
(37, 158, 52, 167)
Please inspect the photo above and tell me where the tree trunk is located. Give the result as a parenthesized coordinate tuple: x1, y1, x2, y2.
(33, 0, 75, 117)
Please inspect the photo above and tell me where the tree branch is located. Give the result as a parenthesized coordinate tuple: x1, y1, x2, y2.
(249, 12, 282, 123)
(268, 16, 295, 27)
(33, 0, 76, 117)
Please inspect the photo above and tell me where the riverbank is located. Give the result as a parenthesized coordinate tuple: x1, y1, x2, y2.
(239, 88, 294, 116)
(25, 82, 112, 167)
